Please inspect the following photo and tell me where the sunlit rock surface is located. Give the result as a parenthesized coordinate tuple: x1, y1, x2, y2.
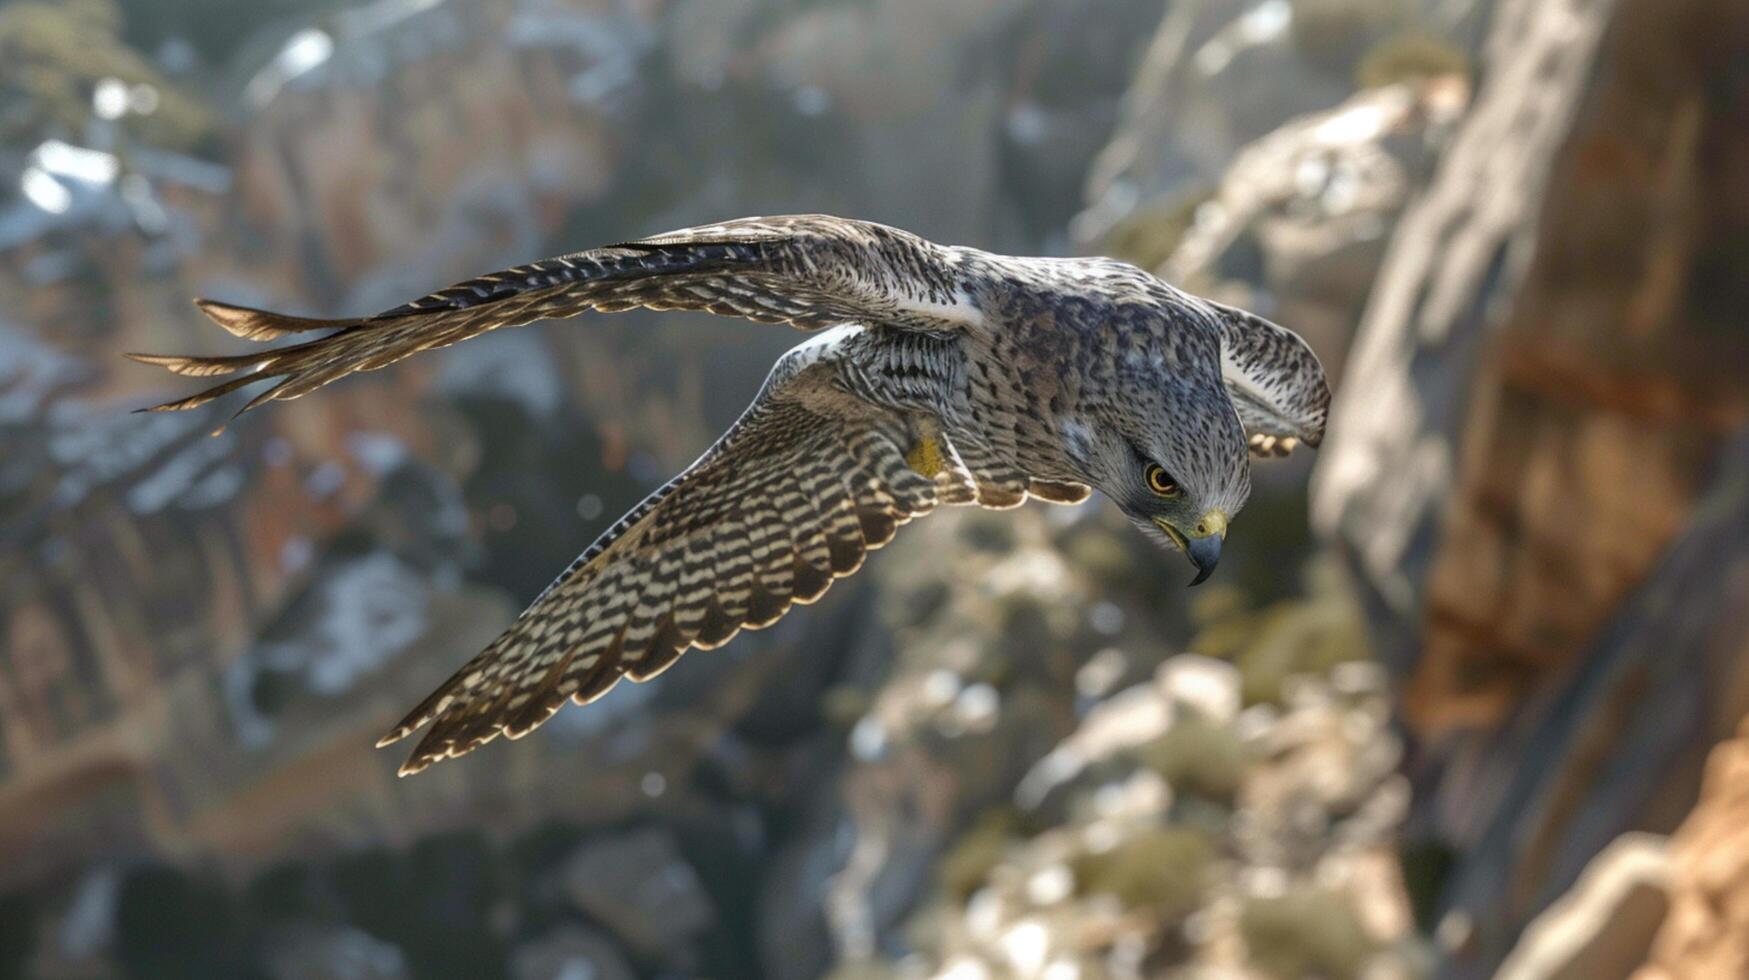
(1076, 0, 1481, 252)
(1310, 0, 1749, 974)
(1494, 834, 1670, 980)
(1163, 79, 1468, 377)
(1635, 705, 1749, 980)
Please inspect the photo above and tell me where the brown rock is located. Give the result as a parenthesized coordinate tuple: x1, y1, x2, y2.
(1310, 0, 1749, 974)
(1494, 834, 1670, 980)
(1634, 718, 1749, 980)
(1317, 0, 1749, 730)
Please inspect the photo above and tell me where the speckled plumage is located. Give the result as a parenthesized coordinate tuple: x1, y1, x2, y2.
(130, 214, 1329, 774)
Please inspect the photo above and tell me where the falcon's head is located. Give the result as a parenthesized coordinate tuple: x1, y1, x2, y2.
(1065, 373, 1252, 586)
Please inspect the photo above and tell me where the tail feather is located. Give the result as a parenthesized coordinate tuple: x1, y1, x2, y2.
(122, 351, 268, 377)
(129, 290, 556, 428)
(193, 298, 360, 341)
(134, 372, 282, 414)
(127, 302, 415, 426)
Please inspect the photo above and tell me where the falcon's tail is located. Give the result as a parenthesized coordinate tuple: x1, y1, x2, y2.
(126, 296, 506, 428)
(126, 300, 381, 422)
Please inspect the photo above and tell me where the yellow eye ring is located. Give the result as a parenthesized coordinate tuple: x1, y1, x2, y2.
(1145, 464, 1181, 497)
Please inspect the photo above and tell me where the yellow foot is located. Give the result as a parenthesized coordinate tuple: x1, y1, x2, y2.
(906, 434, 946, 477)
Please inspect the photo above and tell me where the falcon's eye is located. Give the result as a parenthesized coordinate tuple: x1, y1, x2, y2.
(1145, 464, 1181, 497)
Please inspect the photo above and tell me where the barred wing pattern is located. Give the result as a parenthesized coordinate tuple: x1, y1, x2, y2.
(1209, 302, 1331, 459)
(378, 375, 950, 775)
(127, 215, 983, 421)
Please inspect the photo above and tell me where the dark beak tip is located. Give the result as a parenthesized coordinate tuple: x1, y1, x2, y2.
(1183, 534, 1222, 587)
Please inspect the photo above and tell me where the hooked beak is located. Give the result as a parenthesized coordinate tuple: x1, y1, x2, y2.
(1155, 510, 1227, 586)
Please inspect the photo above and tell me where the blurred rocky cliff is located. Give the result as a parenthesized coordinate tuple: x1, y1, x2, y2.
(0, 0, 1170, 976)
(1312, 0, 1749, 975)
(1010, 0, 1749, 973)
(1, 0, 1746, 978)
(1077, 0, 1749, 975)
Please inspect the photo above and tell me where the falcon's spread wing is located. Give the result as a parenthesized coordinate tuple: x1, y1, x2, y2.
(1209, 302, 1331, 459)
(126, 215, 982, 421)
(377, 362, 957, 775)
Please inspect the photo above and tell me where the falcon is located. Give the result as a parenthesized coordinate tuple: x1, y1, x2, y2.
(129, 215, 1329, 775)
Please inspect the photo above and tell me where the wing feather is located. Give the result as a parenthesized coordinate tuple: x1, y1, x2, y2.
(128, 215, 984, 424)
(381, 376, 960, 775)
(1209, 301, 1331, 456)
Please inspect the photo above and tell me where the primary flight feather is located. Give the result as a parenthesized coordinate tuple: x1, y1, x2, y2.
(129, 215, 1329, 775)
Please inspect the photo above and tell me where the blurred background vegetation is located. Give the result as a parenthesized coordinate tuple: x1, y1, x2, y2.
(0, 0, 1745, 978)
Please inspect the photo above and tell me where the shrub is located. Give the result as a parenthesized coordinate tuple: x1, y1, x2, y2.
(1291, 0, 1413, 69)
(1100, 187, 1217, 273)
(938, 809, 1021, 900)
(1072, 826, 1214, 919)
(1137, 715, 1251, 805)
(1239, 885, 1375, 979)
(1356, 32, 1469, 89)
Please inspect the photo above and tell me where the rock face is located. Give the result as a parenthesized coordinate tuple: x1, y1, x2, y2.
(1503, 706, 1749, 980)
(1163, 79, 1467, 377)
(807, 513, 1409, 979)
(1635, 713, 1749, 980)
(0, 0, 1169, 975)
(1315, 0, 1749, 715)
(1077, 0, 1482, 251)
(1494, 834, 1670, 980)
(1311, 0, 1749, 973)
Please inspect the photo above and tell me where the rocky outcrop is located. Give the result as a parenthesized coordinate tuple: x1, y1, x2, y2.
(0, 0, 1171, 975)
(1311, 0, 1749, 973)
(1494, 834, 1670, 980)
(1635, 712, 1749, 980)
(1313, 0, 1626, 666)
(1077, 0, 1480, 251)
(1315, 0, 1749, 712)
(1162, 78, 1467, 377)
(1501, 701, 1749, 980)
(1427, 434, 1749, 978)
(800, 511, 1412, 978)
